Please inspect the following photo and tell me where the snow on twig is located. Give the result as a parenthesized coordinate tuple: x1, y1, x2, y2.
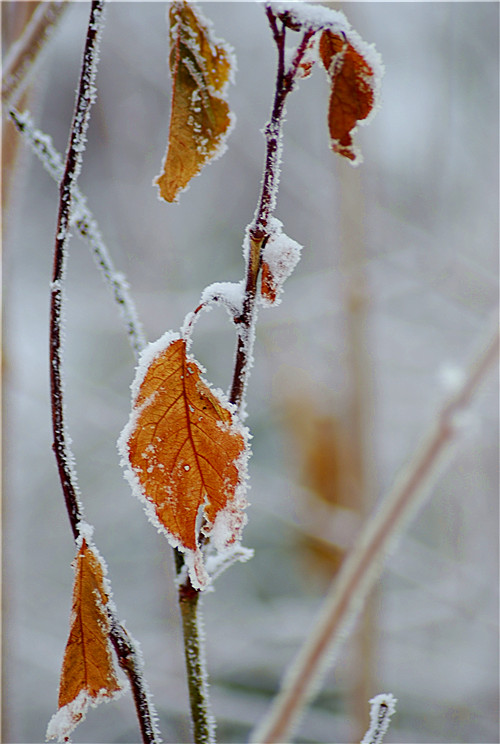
(360, 693, 397, 744)
(2, 1, 69, 111)
(10, 108, 146, 359)
(251, 320, 499, 744)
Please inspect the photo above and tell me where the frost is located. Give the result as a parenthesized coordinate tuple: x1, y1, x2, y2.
(360, 693, 397, 744)
(200, 280, 245, 318)
(271, 2, 349, 34)
(129, 330, 181, 404)
(46, 684, 125, 743)
(259, 217, 303, 306)
(9, 108, 146, 358)
(205, 543, 254, 585)
(118, 331, 252, 590)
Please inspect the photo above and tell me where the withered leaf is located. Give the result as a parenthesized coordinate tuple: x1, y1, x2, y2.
(46, 539, 121, 741)
(155, 0, 235, 202)
(121, 335, 248, 588)
(319, 29, 378, 164)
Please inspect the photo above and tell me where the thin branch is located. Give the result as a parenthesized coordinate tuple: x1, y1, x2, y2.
(10, 107, 146, 359)
(229, 9, 315, 410)
(250, 321, 499, 744)
(49, 4, 160, 742)
(2, 1, 69, 111)
(178, 582, 215, 744)
(360, 693, 397, 744)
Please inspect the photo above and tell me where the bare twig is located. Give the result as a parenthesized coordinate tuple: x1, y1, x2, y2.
(2, 1, 69, 111)
(178, 582, 215, 744)
(10, 107, 146, 359)
(360, 693, 397, 744)
(229, 7, 315, 411)
(49, 4, 160, 741)
(251, 321, 499, 743)
(174, 13, 319, 741)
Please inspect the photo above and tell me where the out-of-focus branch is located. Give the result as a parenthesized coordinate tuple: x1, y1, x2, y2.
(251, 320, 499, 744)
(9, 108, 146, 359)
(2, 1, 69, 111)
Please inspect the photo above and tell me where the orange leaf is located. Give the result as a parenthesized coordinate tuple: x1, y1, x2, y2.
(47, 539, 121, 741)
(261, 261, 278, 305)
(155, 0, 235, 202)
(319, 29, 378, 164)
(120, 334, 248, 588)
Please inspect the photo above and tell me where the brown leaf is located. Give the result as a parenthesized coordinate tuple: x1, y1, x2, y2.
(155, 0, 235, 202)
(319, 29, 377, 164)
(47, 539, 121, 741)
(122, 335, 248, 588)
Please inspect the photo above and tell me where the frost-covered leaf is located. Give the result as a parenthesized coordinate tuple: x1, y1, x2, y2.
(319, 28, 382, 165)
(260, 218, 302, 306)
(155, 0, 235, 202)
(119, 333, 249, 589)
(46, 539, 122, 742)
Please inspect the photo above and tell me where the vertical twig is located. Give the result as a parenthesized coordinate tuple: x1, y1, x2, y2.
(178, 583, 215, 744)
(229, 8, 315, 410)
(50, 4, 160, 741)
(250, 323, 499, 744)
(175, 13, 317, 743)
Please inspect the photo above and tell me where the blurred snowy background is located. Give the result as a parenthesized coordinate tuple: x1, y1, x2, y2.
(3, 2, 498, 743)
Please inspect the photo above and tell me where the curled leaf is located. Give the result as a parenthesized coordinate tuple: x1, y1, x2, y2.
(259, 218, 303, 307)
(319, 28, 382, 164)
(46, 539, 122, 742)
(119, 334, 249, 589)
(155, 0, 235, 202)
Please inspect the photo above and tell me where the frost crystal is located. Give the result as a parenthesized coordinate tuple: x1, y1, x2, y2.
(361, 693, 398, 744)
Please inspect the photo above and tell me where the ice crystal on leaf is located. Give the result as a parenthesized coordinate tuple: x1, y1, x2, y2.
(46, 538, 122, 742)
(119, 332, 250, 589)
(155, 0, 236, 202)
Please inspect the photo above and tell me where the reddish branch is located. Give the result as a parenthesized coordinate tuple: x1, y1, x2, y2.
(50, 3, 160, 742)
(229, 9, 316, 409)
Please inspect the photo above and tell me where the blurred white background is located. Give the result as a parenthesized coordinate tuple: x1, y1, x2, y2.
(3, 2, 498, 743)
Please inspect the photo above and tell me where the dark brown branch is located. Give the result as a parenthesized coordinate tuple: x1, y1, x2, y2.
(50, 4, 161, 742)
(229, 11, 315, 410)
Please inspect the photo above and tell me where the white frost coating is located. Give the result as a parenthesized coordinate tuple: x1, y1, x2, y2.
(201, 280, 245, 318)
(129, 330, 181, 404)
(259, 217, 303, 306)
(360, 693, 397, 744)
(154, 2, 237, 203)
(46, 684, 125, 743)
(118, 330, 252, 590)
(271, 2, 349, 34)
(205, 544, 254, 586)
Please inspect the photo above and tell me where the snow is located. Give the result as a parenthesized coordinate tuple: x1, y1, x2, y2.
(46, 682, 125, 743)
(201, 280, 245, 318)
(360, 693, 398, 744)
(270, 2, 349, 34)
(259, 217, 303, 306)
